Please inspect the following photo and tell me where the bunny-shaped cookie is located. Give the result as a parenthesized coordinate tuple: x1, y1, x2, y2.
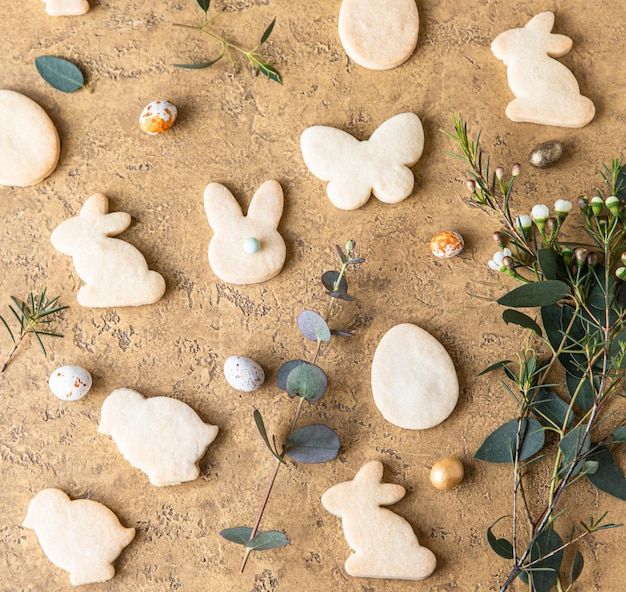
(321, 460, 437, 580)
(491, 11, 595, 128)
(42, 0, 90, 16)
(204, 180, 286, 285)
(51, 193, 166, 307)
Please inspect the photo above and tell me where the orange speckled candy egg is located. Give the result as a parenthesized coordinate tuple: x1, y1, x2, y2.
(430, 231, 464, 258)
(139, 100, 177, 135)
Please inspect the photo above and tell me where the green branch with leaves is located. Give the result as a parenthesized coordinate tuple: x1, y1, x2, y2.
(446, 116, 626, 592)
(220, 241, 365, 572)
(173, 0, 282, 83)
(0, 289, 67, 374)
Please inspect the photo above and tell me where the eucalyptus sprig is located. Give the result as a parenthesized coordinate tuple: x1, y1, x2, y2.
(173, 0, 281, 83)
(447, 116, 626, 592)
(0, 289, 67, 374)
(220, 241, 365, 572)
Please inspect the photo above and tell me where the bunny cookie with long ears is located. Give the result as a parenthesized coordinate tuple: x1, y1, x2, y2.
(51, 193, 166, 307)
(322, 460, 437, 581)
(204, 180, 286, 285)
(491, 11, 595, 128)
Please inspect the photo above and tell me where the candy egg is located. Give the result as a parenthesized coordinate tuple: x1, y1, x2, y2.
(139, 100, 177, 135)
(430, 231, 464, 258)
(528, 140, 563, 169)
(243, 237, 261, 254)
(429, 457, 464, 490)
(49, 365, 92, 401)
(223, 356, 265, 392)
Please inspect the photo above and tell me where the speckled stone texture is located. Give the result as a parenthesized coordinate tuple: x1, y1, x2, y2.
(1, 1, 625, 591)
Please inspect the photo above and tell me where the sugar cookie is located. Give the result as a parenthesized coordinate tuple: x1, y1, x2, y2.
(204, 180, 286, 285)
(98, 388, 219, 486)
(300, 113, 424, 210)
(322, 460, 437, 580)
(491, 11, 595, 128)
(338, 0, 419, 70)
(50, 193, 166, 307)
(0, 90, 60, 187)
(371, 323, 459, 429)
(22, 488, 135, 586)
(41, 0, 90, 16)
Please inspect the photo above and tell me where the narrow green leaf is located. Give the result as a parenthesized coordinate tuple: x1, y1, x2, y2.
(220, 527, 252, 545)
(586, 445, 626, 500)
(284, 424, 340, 464)
(613, 426, 626, 443)
(196, 0, 210, 12)
(497, 280, 568, 308)
(253, 410, 284, 463)
(486, 525, 514, 559)
(335, 245, 347, 264)
(328, 291, 355, 301)
(475, 418, 545, 463)
(173, 54, 223, 69)
(321, 271, 348, 293)
(330, 329, 354, 337)
(246, 531, 290, 551)
(477, 359, 512, 376)
(276, 359, 306, 391)
(35, 56, 85, 93)
(286, 362, 327, 402)
(0, 315, 15, 344)
(570, 550, 584, 584)
(297, 310, 331, 342)
(502, 309, 543, 336)
(259, 18, 276, 45)
(256, 62, 282, 84)
(531, 388, 574, 430)
(347, 257, 365, 265)
(31, 330, 47, 357)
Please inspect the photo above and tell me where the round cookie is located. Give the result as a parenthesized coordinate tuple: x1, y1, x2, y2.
(0, 90, 60, 187)
(338, 0, 419, 70)
(371, 323, 459, 429)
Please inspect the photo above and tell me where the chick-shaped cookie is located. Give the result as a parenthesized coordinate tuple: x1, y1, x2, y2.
(99, 388, 219, 486)
(41, 0, 90, 16)
(22, 488, 135, 586)
(204, 180, 286, 285)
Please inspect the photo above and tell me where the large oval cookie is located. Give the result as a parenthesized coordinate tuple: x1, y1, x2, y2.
(371, 323, 459, 429)
(0, 90, 60, 187)
(338, 0, 419, 70)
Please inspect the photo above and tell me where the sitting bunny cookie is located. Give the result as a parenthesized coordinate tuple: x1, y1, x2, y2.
(204, 180, 286, 285)
(491, 11, 595, 128)
(99, 388, 219, 486)
(41, 0, 90, 16)
(22, 488, 135, 586)
(50, 193, 166, 307)
(322, 460, 436, 580)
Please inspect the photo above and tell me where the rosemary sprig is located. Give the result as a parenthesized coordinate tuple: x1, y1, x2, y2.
(0, 288, 67, 374)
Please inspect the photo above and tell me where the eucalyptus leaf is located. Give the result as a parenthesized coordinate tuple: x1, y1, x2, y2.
(497, 280, 569, 308)
(35, 56, 85, 93)
(348, 257, 365, 265)
(565, 372, 596, 412)
(286, 362, 327, 401)
(542, 304, 588, 377)
(558, 424, 590, 477)
(246, 531, 290, 551)
(256, 62, 282, 84)
(613, 426, 626, 443)
(335, 245, 347, 264)
(477, 359, 512, 376)
(486, 526, 514, 559)
(531, 388, 574, 430)
(284, 424, 340, 463)
(254, 410, 283, 463)
(328, 291, 355, 301)
(330, 329, 354, 337)
(220, 527, 253, 545)
(475, 418, 545, 463)
(321, 271, 348, 293)
(173, 55, 223, 69)
(297, 310, 331, 342)
(259, 18, 276, 45)
(197, 0, 210, 12)
(502, 309, 543, 336)
(276, 359, 306, 391)
(586, 445, 626, 500)
(519, 529, 563, 592)
(585, 269, 617, 326)
(570, 550, 584, 584)
(537, 248, 567, 282)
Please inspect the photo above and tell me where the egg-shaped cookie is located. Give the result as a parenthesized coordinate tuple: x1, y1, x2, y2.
(0, 90, 60, 187)
(338, 0, 419, 70)
(371, 323, 459, 429)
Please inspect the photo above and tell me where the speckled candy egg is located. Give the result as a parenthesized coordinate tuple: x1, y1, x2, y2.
(223, 356, 265, 392)
(429, 457, 464, 490)
(139, 100, 177, 135)
(49, 365, 92, 401)
(430, 231, 464, 258)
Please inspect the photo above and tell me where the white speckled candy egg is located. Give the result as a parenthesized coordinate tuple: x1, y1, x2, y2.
(49, 365, 92, 401)
(139, 99, 177, 135)
(223, 356, 265, 392)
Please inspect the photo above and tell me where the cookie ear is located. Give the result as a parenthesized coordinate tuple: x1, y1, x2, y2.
(246, 180, 284, 229)
(204, 183, 244, 232)
(98, 212, 132, 237)
(526, 11, 554, 33)
(81, 193, 110, 220)
(546, 33, 573, 57)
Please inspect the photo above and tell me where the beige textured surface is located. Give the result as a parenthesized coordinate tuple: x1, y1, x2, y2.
(1, 1, 625, 591)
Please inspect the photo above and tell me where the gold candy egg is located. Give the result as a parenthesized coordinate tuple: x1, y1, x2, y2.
(139, 100, 177, 135)
(429, 457, 464, 490)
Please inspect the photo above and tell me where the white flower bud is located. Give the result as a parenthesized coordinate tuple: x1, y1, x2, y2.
(531, 204, 550, 222)
(516, 214, 533, 231)
(554, 199, 572, 216)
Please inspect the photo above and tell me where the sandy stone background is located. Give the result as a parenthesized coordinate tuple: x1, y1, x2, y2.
(1, 1, 625, 591)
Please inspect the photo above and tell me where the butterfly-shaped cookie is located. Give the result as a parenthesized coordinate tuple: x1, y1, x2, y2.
(300, 112, 424, 210)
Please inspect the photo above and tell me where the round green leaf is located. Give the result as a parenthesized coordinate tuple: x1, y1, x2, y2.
(286, 362, 327, 401)
(246, 531, 290, 551)
(498, 280, 569, 308)
(487, 526, 514, 559)
(297, 310, 331, 342)
(475, 418, 545, 463)
(586, 445, 626, 500)
(276, 359, 306, 391)
(35, 56, 85, 93)
(220, 526, 253, 546)
(519, 529, 563, 592)
(532, 388, 574, 430)
(284, 424, 340, 464)
(321, 271, 348, 294)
